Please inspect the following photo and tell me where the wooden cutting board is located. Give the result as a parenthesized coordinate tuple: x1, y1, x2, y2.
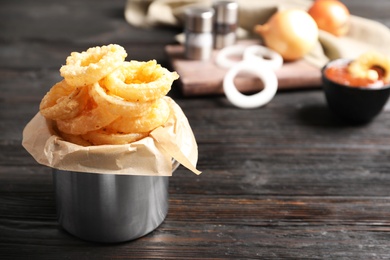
(165, 41, 322, 97)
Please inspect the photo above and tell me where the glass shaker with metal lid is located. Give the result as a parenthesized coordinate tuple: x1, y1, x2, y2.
(184, 6, 215, 60)
(213, 0, 238, 49)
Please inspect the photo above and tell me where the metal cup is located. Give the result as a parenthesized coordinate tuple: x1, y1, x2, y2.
(52, 162, 179, 243)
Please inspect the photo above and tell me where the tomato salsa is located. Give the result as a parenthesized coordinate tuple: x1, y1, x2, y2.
(325, 62, 388, 88)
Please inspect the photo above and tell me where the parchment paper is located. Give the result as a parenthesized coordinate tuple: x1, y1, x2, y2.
(22, 97, 200, 176)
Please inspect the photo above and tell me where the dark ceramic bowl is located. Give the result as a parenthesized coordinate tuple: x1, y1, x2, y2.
(322, 58, 390, 123)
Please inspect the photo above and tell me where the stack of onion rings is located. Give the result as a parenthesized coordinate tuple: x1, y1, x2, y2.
(39, 44, 179, 146)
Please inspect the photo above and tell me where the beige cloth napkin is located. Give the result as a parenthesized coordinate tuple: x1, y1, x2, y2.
(125, 0, 390, 68)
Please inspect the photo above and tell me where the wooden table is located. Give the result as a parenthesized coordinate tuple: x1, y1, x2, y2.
(2, 0, 390, 258)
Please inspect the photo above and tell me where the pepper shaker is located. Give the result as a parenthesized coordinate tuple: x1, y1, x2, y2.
(184, 7, 215, 60)
(213, 0, 238, 49)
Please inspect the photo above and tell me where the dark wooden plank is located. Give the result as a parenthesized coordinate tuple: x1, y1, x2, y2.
(2, 0, 390, 258)
(1, 193, 390, 258)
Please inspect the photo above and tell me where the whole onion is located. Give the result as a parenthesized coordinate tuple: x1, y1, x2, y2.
(254, 9, 319, 61)
(308, 0, 350, 37)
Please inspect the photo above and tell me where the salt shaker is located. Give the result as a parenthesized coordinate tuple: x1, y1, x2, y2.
(213, 0, 238, 49)
(184, 7, 214, 60)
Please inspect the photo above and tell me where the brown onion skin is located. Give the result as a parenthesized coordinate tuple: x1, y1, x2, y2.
(308, 0, 350, 37)
(254, 9, 319, 61)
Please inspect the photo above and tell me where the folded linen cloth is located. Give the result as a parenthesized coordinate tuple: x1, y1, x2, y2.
(125, 0, 390, 68)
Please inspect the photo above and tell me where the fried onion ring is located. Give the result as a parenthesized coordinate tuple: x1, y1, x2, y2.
(56, 86, 120, 135)
(107, 97, 170, 133)
(40, 80, 88, 120)
(102, 60, 179, 101)
(60, 44, 127, 87)
(90, 82, 154, 117)
(59, 132, 93, 147)
(81, 129, 149, 145)
(348, 51, 390, 82)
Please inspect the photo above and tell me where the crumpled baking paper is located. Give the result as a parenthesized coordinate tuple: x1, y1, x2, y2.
(22, 96, 200, 176)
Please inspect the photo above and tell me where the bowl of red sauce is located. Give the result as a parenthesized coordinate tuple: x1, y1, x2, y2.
(322, 58, 390, 123)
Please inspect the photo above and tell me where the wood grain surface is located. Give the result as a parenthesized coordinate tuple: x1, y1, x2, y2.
(2, 0, 390, 259)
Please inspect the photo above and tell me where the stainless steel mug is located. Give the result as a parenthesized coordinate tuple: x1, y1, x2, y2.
(52, 167, 176, 243)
